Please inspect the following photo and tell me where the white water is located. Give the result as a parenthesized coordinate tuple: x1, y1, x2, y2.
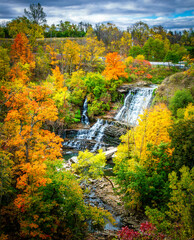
(81, 98, 90, 125)
(115, 86, 155, 125)
(63, 119, 112, 151)
(63, 86, 156, 151)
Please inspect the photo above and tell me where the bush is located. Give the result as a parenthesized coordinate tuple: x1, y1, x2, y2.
(118, 222, 165, 240)
(169, 89, 193, 116)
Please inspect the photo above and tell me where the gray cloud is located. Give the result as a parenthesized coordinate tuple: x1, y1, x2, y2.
(0, 0, 193, 30)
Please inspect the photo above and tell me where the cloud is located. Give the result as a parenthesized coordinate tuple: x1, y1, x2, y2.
(0, 0, 193, 30)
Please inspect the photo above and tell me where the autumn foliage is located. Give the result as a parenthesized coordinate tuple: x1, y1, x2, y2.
(103, 52, 128, 80)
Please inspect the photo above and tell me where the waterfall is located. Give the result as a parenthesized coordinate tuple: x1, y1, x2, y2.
(63, 119, 112, 151)
(81, 98, 89, 125)
(63, 86, 156, 152)
(115, 86, 155, 125)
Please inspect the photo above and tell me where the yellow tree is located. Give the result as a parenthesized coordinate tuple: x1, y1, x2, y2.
(114, 103, 173, 210)
(8, 17, 44, 47)
(119, 31, 132, 56)
(46, 44, 58, 68)
(103, 52, 128, 81)
(84, 27, 105, 70)
(115, 103, 172, 167)
(62, 40, 81, 74)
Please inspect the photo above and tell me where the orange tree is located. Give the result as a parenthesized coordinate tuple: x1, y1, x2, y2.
(0, 84, 114, 239)
(103, 52, 128, 81)
(103, 52, 128, 100)
(9, 32, 35, 86)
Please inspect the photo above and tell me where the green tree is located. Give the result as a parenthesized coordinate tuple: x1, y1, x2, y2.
(169, 89, 193, 116)
(129, 45, 143, 58)
(146, 166, 194, 240)
(143, 37, 166, 61)
(0, 46, 10, 80)
(169, 118, 194, 171)
(24, 3, 47, 25)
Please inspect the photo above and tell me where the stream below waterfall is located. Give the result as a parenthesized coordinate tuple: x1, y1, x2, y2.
(62, 85, 157, 231)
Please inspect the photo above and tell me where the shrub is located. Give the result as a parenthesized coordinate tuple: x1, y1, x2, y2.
(169, 89, 193, 116)
(118, 222, 165, 240)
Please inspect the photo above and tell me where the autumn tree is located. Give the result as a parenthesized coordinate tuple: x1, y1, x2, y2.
(84, 27, 105, 71)
(0, 84, 114, 239)
(46, 44, 58, 68)
(119, 31, 132, 56)
(8, 17, 44, 47)
(45, 66, 71, 125)
(67, 69, 87, 106)
(61, 40, 81, 74)
(103, 52, 128, 81)
(9, 33, 35, 86)
(113, 104, 173, 210)
(0, 46, 10, 80)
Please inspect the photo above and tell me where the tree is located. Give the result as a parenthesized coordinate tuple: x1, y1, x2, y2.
(143, 37, 166, 61)
(169, 104, 194, 171)
(169, 89, 193, 116)
(10, 33, 34, 65)
(72, 149, 114, 188)
(0, 47, 10, 80)
(61, 40, 81, 74)
(119, 31, 132, 56)
(9, 33, 35, 85)
(130, 21, 150, 46)
(8, 17, 44, 47)
(24, 3, 46, 25)
(113, 104, 173, 210)
(129, 45, 143, 58)
(103, 52, 128, 81)
(146, 166, 194, 240)
(83, 27, 105, 71)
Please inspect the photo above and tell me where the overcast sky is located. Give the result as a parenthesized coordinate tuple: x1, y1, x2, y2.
(0, 0, 193, 31)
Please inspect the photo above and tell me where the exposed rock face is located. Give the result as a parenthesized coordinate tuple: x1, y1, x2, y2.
(117, 82, 151, 93)
(154, 72, 194, 105)
(103, 124, 127, 146)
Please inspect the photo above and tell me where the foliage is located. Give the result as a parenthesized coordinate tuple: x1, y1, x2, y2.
(169, 104, 194, 170)
(114, 143, 172, 210)
(146, 166, 194, 240)
(103, 52, 128, 81)
(118, 222, 165, 240)
(128, 45, 143, 58)
(67, 70, 86, 106)
(0, 47, 10, 80)
(84, 72, 107, 99)
(10, 33, 34, 65)
(34, 45, 51, 79)
(126, 58, 152, 81)
(143, 37, 166, 61)
(61, 40, 81, 74)
(114, 104, 173, 210)
(169, 89, 193, 116)
(24, 3, 47, 25)
(8, 17, 44, 47)
(84, 29, 105, 71)
(72, 149, 106, 181)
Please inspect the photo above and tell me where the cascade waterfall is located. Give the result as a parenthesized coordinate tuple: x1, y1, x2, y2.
(63, 86, 156, 152)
